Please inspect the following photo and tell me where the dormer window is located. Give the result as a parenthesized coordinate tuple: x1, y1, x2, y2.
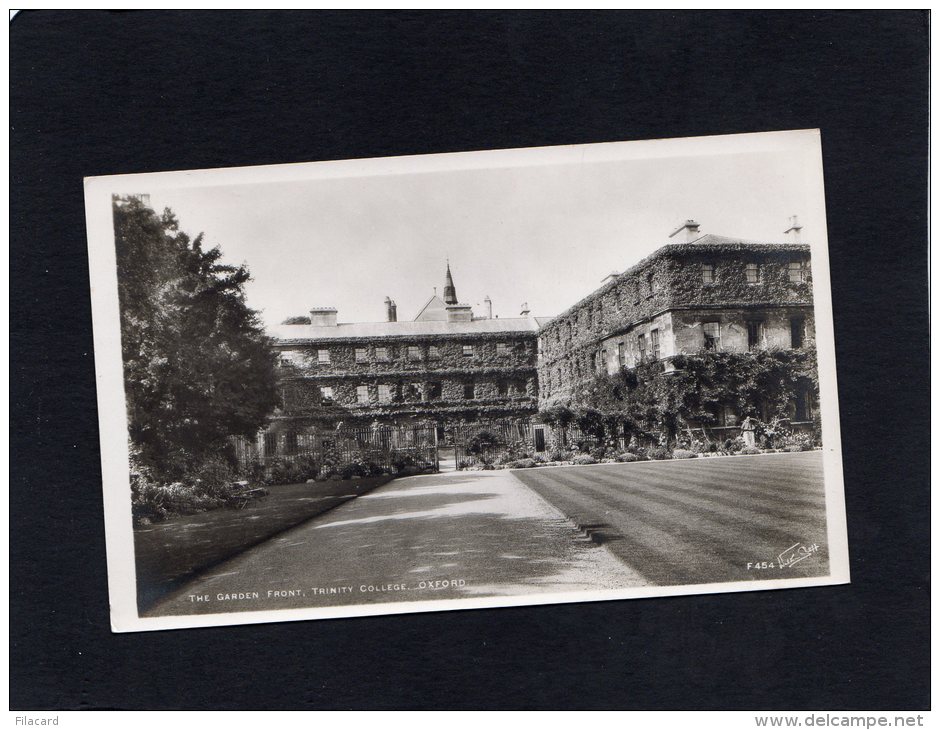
(788, 261, 807, 283)
(702, 263, 715, 284)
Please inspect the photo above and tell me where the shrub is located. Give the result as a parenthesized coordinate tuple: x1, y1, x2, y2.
(615, 452, 641, 463)
(573, 454, 597, 465)
(130, 453, 240, 524)
(741, 446, 762, 455)
(672, 449, 698, 459)
(533, 453, 550, 464)
(590, 445, 609, 460)
(511, 458, 537, 469)
(466, 430, 502, 456)
(786, 445, 804, 453)
(649, 447, 672, 460)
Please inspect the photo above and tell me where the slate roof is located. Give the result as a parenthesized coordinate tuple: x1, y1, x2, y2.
(270, 316, 547, 343)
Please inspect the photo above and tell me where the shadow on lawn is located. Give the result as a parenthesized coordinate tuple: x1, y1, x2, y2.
(134, 474, 397, 613)
(145, 484, 608, 617)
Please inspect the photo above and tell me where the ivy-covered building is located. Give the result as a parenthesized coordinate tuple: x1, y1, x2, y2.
(265, 264, 550, 449)
(537, 220, 818, 431)
(260, 220, 820, 459)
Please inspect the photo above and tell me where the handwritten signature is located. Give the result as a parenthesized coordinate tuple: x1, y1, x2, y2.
(778, 542, 820, 568)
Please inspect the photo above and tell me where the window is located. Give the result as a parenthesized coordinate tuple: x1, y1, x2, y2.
(407, 346, 421, 362)
(702, 263, 715, 284)
(317, 349, 330, 364)
(617, 341, 626, 369)
(496, 342, 510, 357)
(586, 308, 593, 327)
(378, 384, 393, 403)
(278, 350, 303, 368)
(647, 272, 656, 295)
(427, 383, 442, 401)
(462, 344, 474, 358)
(650, 328, 661, 360)
(356, 385, 369, 404)
(320, 386, 334, 401)
(598, 349, 607, 373)
(428, 345, 441, 360)
(637, 334, 646, 362)
(263, 432, 278, 456)
(746, 262, 761, 284)
(746, 320, 764, 350)
(355, 347, 367, 363)
(788, 261, 806, 283)
(794, 388, 812, 422)
(790, 317, 805, 348)
(703, 322, 721, 351)
(403, 383, 420, 401)
(284, 432, 298, 456)
(721, 406, 739, 427)
(375, 347, 389, 362)
(463, 383, 475, 400)
(498, 381, 509, 396)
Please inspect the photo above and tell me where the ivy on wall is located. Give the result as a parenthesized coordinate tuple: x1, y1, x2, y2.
(552, 348, 819, 444)
(539, 243, 813, 367)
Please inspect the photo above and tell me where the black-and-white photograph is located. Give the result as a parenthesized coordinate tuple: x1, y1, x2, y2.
(85, 130, 849, 632)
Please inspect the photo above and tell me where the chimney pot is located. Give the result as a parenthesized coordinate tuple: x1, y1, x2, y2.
(309, 307, 338, 327)
(668, 219, 701, 242)
(520, 302, 530, 316)
(784, 215, 803, 242)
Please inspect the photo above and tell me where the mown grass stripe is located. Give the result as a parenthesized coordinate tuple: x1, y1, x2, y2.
(520, 468, 804, 584)
(581, 466, 827, 523)
(513, 454, 829, 585)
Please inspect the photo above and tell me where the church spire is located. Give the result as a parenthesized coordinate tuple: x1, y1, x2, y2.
(443, 261, 458, 305)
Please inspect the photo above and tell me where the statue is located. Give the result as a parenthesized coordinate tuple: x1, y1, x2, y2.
(741, 416, 757, 448)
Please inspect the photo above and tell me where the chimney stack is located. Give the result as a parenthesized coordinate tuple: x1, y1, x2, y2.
(668, 219, 702, 243)
(309, 307, 338, 327)
(784, 215, 803, 242)
(520, 302, 530, 317)
(483, 295, 492, 319)
(384, 296, 397, 322)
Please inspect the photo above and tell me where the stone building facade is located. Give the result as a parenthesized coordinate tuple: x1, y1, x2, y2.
(260, 221, 818, 458)
(537, 221, 817, 428)
(264, 265, 549, 451)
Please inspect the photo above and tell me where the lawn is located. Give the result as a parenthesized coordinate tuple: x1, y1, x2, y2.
(133, 475, 393, 611)
(511, 451, 829, 586)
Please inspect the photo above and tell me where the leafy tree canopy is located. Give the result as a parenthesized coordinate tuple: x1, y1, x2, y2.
(113, 196, 279, 479)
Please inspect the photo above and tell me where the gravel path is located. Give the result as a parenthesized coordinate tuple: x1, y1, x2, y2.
(146, 468, 645, 617)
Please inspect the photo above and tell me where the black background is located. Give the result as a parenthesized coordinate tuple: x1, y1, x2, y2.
(10, 11, 929, 710)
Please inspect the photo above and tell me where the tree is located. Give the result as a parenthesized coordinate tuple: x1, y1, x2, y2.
(112, 196, 279, 479)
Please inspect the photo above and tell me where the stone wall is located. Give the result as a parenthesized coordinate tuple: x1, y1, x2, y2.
(273, 331, 539, 425)
(538, 242, 815, 404)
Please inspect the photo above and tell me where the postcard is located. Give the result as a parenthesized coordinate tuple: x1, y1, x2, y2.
(84, 129, 849, 632)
